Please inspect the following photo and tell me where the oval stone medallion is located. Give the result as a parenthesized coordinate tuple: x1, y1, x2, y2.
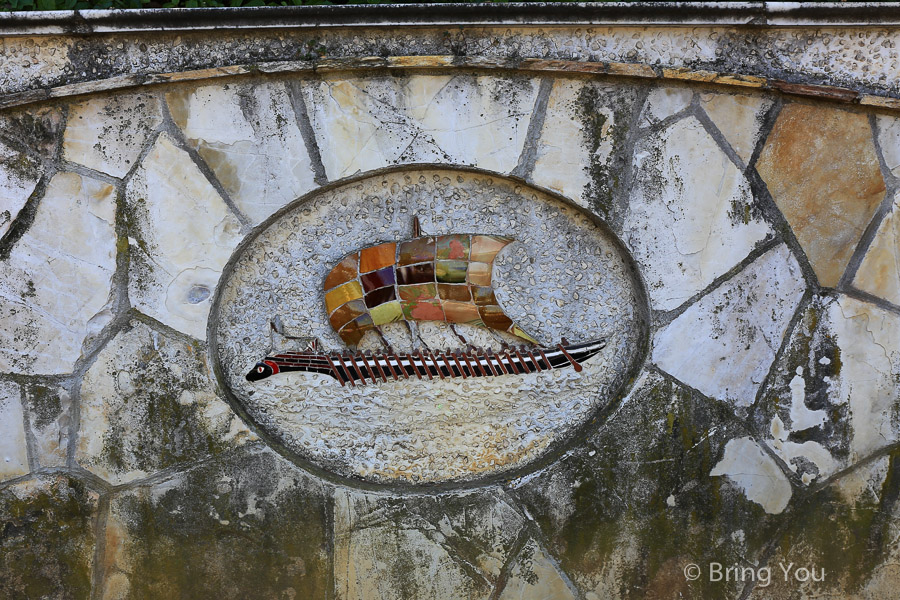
(211, 168, 648, 486)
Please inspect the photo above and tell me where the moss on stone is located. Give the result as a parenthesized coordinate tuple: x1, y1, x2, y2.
(0, 477, 97, 600)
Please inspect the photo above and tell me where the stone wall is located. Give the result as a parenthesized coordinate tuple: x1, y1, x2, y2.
(1, 5, 900, 599)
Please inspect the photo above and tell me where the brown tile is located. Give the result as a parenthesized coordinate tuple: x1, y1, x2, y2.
(323, 253, 358, 291)
(329, 299, 367, 332)
(442, 300, 481, 325)
(437, 283, 472, 302)
(360, 266, 395, 292)
(757, 104, 885, 287)
(398, 236, 435, 266)
(470, 235, 513, 263)
(359, 242, 397, 274)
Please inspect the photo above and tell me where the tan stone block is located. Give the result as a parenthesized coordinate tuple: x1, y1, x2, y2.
(854, 194, 900, 306)
(757, 103, 885, 287)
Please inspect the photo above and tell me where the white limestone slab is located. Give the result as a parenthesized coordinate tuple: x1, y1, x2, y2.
(167, 82, 317, 224)
(700, 92, 773, 165)
(302, 74, 539, 179)
(0, 140, 41, 238)
(653, 244, 807, 407)
(0, 381, 28, 481)
(0, 172, 116, 374)
(125, 134, 243, 340)
(710, 437, 792, 515)
(63, 93, 163, 179)
(623, 116, 773, 311)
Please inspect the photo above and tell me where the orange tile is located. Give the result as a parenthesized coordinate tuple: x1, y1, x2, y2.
(359, 242, 397, 273)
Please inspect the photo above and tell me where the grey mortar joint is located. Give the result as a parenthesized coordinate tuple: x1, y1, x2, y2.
(286, 78, 329, 186)
(511, 76, 553, 181)
(691, 91, 748, 173)
(158, 95, 254, 231)
(836, 113, 899, 291)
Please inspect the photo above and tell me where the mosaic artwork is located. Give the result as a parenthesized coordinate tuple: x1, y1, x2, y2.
(247, 218, 605, 385)
(213, 168, 647, 485)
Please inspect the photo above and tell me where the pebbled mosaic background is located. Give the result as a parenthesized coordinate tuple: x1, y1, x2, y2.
(212, 168, 645, 485)
(1, 7, 900, 599)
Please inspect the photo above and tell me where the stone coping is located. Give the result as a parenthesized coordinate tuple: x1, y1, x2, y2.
(3, 2, 900, 35)
(2, 53, 899, 112)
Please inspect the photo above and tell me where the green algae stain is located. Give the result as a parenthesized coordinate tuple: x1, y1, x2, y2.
(0, 477, 97, 600)
(110, 450, 330, 600)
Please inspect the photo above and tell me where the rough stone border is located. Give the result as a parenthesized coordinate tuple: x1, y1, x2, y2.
(4, 3, 900, 35)
(3, 55, 899, 113)
(206, 163, 652, 494)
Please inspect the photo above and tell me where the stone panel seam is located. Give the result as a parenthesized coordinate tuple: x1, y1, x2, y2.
(158, 96, 253, 231)
(692, 92, 749, 172)
(511, 76, 553, 180)
(486, 524, 532, 600)
(609, 85, 652, 235)
(839, 287, 900, 317)
(651, 236, 782, 330)
(19, 382, 40, 474)
(286, 78, 329, 187)
(837, 113, 900, 291)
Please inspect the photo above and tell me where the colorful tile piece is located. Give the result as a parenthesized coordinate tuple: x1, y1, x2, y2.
(435, 260, 468, 284)
(441, 300, 481, 324)
(470, 235, 512, 263)
(479, 304, 514, 331)
(361, 266, 395, 292)
(323, 253, 358, 291)
(438, 283, 472, 302)
(435, 234, 471, 260)
(338, 314, 374, 346)
(365, 286, 396, 308)
(325, 280, 363, 314)
(329, 299, 367, 332)
(467, 262, 492, 287)
(401, 298, 445, 322)
(398, 237, 435, 266)
(398, 283, 437, 302)
(359, 242, 397, 273)
(472, 286, 498, 306)
(397, 263, 435, 285)
(369, 301, 403, 325)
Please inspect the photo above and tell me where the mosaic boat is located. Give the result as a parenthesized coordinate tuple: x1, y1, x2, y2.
(247, 220, 606, 384)
(246, 338, 607, 386)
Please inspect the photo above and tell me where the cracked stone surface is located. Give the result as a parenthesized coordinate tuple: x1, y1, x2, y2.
(498, 539, 576, 600)
(302, 74, 539, 179)
(700, 92, 773, 166)
(125, 134, 244, 340)
(3, 21, 900, 599)
(77, 319, 253, 486)
(0, 380, 28, 481)
(510, 370, 783, 600)
(100, 446, 330, 600)
(0, 139, 42, 238)
(334, 488, 523, 599)
(757, 103, 886, 288)
(63, 93, 163, 179)
(624, 116, 774, 311)
(530, 79, 640, 219)
(854, 192, 900, 307)
(652, 244, 807, 408)
(0, 172, 116, 375)
(167, 81, 317, 224)
(23, 381, 72, 469)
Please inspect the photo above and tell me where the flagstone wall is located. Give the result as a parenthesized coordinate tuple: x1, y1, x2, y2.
(1, 5, 900, 599)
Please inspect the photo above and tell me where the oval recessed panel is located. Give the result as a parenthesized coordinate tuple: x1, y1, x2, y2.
(211, 168, 648, 487)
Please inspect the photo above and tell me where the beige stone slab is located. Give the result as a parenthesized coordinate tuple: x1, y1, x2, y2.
(125, 134, 243, 340)
(757, 103, 885, 287)
(0, 172, 116, 374)
(700, 92, 773, 165)
(624, 116, 773, 311)
(653, 244, 807, 407)
(854, 193, 900, 306)
(167, 81, 317, 224)
(0, 140, 42, 238)
(0, 381, 28, 481)
(77, 319, 252, 485)
(499, 539, 577, 600)
(530, 79, 610, 210)
(303, 74, 539, 179)
(63, 93, 163, 179)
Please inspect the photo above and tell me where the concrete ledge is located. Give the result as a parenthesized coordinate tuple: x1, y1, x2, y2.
(3, 3, 900, 36)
